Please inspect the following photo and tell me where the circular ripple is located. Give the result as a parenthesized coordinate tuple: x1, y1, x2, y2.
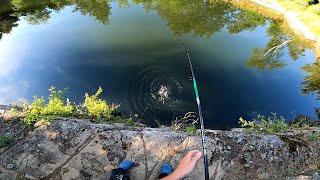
(128, 66, 182, 119)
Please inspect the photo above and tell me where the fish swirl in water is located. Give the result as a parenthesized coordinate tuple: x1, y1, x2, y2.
(128, 66, 182, 119)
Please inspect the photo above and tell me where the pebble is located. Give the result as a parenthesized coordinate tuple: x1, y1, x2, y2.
(6, 164, 13, 169)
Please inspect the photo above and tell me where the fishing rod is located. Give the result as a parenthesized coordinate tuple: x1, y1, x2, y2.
(180, 36, 210, 180)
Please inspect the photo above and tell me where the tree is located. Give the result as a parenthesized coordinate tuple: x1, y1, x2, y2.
(246, 21, 308, 70)
(301, 58, 320, 99)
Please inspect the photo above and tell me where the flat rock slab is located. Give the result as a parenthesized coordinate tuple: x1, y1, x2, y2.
(0, 119, 320, 180)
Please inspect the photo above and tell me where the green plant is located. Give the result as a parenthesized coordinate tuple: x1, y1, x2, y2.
(184, 124, 197, 134)
(20, 96, 45, 127)
(239, 113, 288, 134)
(308, 132, 320, 141)
(0, 134, 14, 148)
(125, 117, 134, 126)
(16, 87, 77, 127)
(42, 87, 75, 117)
(83, 87, 119, 122)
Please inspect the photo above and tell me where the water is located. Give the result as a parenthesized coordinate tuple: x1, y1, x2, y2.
(0, 0, 319, 129)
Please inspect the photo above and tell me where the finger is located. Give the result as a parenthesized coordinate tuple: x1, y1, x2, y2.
(190, 151, 202, 164)
(184, 150, 200, 159)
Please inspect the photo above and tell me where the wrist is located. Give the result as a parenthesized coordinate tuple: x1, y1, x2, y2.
(160, 171, 183, 180)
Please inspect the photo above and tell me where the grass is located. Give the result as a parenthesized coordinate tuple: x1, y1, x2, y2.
(276, 0, 320, 37)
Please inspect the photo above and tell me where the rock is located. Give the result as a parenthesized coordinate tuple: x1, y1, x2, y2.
(1, 119, 320, 179)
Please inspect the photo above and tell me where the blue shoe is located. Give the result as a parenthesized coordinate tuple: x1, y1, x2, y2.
(161, 164, 172, 175)
(118, 160, 134, 171)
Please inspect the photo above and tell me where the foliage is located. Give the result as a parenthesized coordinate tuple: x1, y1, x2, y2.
(301, 58, 320, 99)
(0, 0, 312, 65)
(125, 117, 134, 126)
(247, 48, 287, 70)
(0, 134, 14, 148)
(13, 87, 76, 127)
(239, 113, 288, 134)
(42, 87, 75, 116)
(83, 87, 118, 122)
(20, 96, 45, 127)
(184, 124, 197, 134)
(290, 115, 315, 128)
(9, 86, 122, 127)
(308, 131, 320, 141)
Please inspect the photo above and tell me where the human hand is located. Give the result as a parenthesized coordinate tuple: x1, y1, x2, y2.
(161, 150, 202, 180)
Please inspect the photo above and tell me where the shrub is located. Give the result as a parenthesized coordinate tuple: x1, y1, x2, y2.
(20, 96, 45, 127)
(83, 87, 119, 122)
(239, 113, 288, 134)
(10, 86, 123, 127)
(184, 124, 197, 134)
(42, 87, 75, 116)
(16, 87, 76, 127)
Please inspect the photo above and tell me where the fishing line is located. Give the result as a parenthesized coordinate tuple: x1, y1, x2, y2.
(180, 35, 210, 180)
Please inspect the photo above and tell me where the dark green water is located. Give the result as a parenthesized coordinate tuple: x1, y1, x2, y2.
(0, 0, 319, 129)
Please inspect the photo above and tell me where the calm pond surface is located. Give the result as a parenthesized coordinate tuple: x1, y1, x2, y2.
(0, 0, 319, 129)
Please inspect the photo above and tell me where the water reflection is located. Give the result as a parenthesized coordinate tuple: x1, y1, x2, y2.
(301, 58, 320, 99)
(0, 0, 318, 128)
(0, 0, 312, 66)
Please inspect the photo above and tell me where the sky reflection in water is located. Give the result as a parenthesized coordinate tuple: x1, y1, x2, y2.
(0, 0, 318, 129)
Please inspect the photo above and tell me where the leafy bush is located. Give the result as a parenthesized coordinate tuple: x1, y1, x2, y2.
(83, 87, 119, 122)
(42, 87, 75, 116)
(20, 96, 45, 127)
(0, 134, 14, 148)
(10, 86, 123, 127)
(14, 87, 76, 127)
(239, 113, 288, 134)
(184, 124, 197, 134)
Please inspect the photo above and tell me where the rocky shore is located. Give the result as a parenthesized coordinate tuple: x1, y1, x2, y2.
(1, 106, 320, 180)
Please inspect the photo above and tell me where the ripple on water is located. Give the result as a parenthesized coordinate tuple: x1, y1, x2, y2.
(128, 66, 182, 120)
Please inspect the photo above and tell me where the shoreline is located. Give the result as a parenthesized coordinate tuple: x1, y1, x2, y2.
(227, 0, 320, 58)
